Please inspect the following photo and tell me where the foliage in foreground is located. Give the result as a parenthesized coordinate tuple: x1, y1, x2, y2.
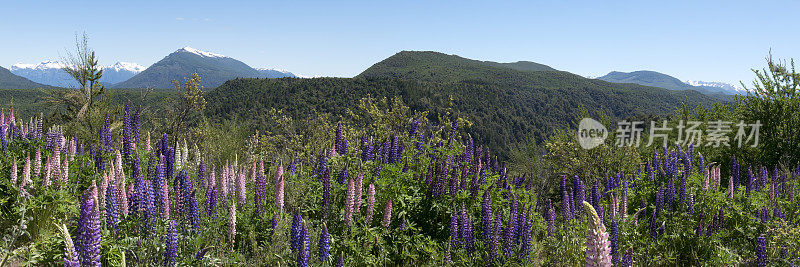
(0, 97, 799, 266)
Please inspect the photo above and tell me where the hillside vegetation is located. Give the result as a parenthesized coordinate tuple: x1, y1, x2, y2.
(207, 51, 718, 159)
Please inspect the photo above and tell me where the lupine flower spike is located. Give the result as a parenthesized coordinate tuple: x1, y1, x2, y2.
(583, 201, 612, 267)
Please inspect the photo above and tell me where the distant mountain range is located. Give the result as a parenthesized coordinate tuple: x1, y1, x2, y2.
(113, 47, 295, 89)
(597, 70, 744, 96)
(256, 68, 296, 78)
(10, 60, 145, 87)
(0, 66, 47, 89)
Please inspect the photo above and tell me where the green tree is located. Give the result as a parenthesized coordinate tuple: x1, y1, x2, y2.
(735, 53, 800, 166)
(62, 33, 104, 122)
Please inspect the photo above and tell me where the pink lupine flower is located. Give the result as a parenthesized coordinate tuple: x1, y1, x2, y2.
(209, 169, 216, 191)
(161, 181, 170, 219)
(100, 173, 108, 217)
(790, 185, 795, 202)
(702, 169, 710, 191)
(69, 138, 76, 161)
(345, 178, 355, 225)
(275, 163, 284, 184)
(229, 203, 237, 244)
(144, 132, 151, 152)
(770, 182, 775, 202)
(583, 201, 612, 267)
(91, 180, 100, 217)
(382, 199, 393, 228)
(62, 157, 69, 184)
(118, 175, 129, 216)
(52, 153, 62, 186)
(621, 191, 628, 219)
(220, 164, 229, 199)
(276, 163, 284, 211)
(610, 193, 619, 219)
(728, 177, 734, 199)
(22, 156, 30, 188)
(366, 184, 376, 225)
(10, 158, 17, 186)
(354, 173, 363, 212)
(115, 150, 123, 181)
(44, 157, 52, 187)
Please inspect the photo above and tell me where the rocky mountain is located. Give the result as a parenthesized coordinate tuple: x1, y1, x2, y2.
(113, 47, 266, 89)
(0, 66, 47, 89)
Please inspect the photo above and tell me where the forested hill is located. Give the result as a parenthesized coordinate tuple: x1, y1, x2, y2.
(206, 76, 716, 159)
(0, 66, 48, 89)
(206, 51, 718, 158)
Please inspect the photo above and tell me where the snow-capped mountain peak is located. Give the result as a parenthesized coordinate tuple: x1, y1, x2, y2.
(104, 62, 145, 73)
(11, 60, 66, 71)
(9, 60, 146, 86)
(178, 46, 227, 58)
(255, 67, 292, 74)
(685, 80, 746, 94)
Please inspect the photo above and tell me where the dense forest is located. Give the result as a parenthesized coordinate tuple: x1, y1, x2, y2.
(205, 51, 718, 159)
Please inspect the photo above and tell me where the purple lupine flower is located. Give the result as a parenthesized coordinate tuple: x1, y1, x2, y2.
(338, 166, 347, 185)
(382, 199, 393, 228)
(336, 255, 344, 267)
(361, 134, 372, 161)
(408, 119, 419, 136)
(609, 219, 619, 266)
(164, 220, 177, 266)
(773, 205, 785, 221)
(655, 185, 664, 218)
(650, 210, 658, 240)
(335, 122, 344, 155)
(444, 243, 452, 264)
(206, 181, 217, 216)
(291, 210, 302, 253)
(105, 183, 120, 233)
(575, 177, 585, 218)
(462, 208, 475, 254)
(481, 190, 493, 242)
(696, 212, 705, 237)
(504, 197, 518, 257)
(449, 212, 460, 250)
(270, 212, 279, 238)
(319, 224, 330, 262)
(298, 223, 310, 267)
(583, 201, 612, 267)
(488, 212, 501, 264)
(620, 249, 633, 267)
(756, 234, 767, 267)
(563, 190, 573, 224)
(731, 156, 740, 191)
(77, 187, 101, 267)
(322, 166, 331, 218)
(62, 224, 80, 267)
(187, 190, 200, 233)
(591, 183, 600, 210)
(518, 209, 531, 259)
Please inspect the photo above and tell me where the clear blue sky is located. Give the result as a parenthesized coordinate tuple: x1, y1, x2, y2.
(1, 0, 797, 84)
